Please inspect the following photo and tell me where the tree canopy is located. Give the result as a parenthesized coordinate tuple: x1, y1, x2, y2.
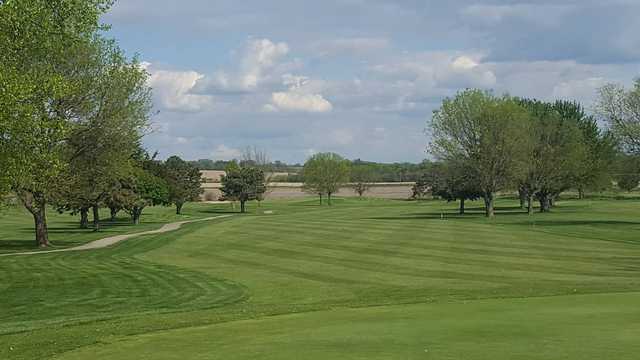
(430, 90, 532, 217)
(302, 153, 350, 205)
(220, 166, 266, 213)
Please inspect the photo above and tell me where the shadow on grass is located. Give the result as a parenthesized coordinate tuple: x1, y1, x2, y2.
(513, 220, 640, 227)
(201, 208, 241, 214)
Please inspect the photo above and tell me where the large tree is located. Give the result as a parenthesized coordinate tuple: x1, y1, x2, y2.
(553, 101, 617, 199)
(597, 79, 640, 154)
(0, 0, 114, 247)
(429, 161, 483, 215)
(429, 90, 532, 217)
(220, 167, 266, 213)
(517, 99, 588, 213)
(54, 40, 151, 230)
(163, 156, 203, 214)
(302, 153, 350, 205)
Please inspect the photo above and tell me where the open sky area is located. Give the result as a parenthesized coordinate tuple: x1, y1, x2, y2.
(103, 0, 640, 163)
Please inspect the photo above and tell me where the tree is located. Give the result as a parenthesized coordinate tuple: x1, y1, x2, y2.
(302, 153, 350, 205)
(552, 101, 617, 199)
(517, 99, 588, 213)
(615, 155, 640, 192)
(597, 79, 640, 154)
(351, 165, 374, 198)
(429, 90, 532, 217)
(124, 168, 170, 224)
(241, 146, 273, 206)
(54, 39, 151, 230)
(220, 167, 266, 213)
(411, 175, 430, 200)
(163, 156, 203, 214)
(429, 161, 483, 215)
(0, 0, 114, 247)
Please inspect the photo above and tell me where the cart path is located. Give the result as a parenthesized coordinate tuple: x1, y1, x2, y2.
(0, 215, 232, 257)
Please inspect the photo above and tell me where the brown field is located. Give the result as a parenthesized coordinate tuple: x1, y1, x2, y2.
(201, 182, 415, 201)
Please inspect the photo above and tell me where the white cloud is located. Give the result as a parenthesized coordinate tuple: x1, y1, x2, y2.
(269, 92, 333, 113)
(146, 65, 214, 112)
(241, 38, 290, 89)
(210, 144, 242, 161)
(194, 38, 292, 94)
(264, 74, 333, 113)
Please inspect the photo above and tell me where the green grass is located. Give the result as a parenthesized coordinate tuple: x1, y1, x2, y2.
(1, 197, 640, 359)
(0, 203, 223, 254)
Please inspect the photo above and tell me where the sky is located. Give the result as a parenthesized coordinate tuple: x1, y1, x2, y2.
(103, 0, 640, 164)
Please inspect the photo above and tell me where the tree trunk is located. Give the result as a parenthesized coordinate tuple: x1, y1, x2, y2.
(549, 196, 556, 208)
(578, 187, 585, 200)
(527, 193, 534, 215)
(33, 209, 50, 248)
(483, 193, 494, 218)
(92, 204, 100, 231)
(459, 198, 465, 215)
(240, 200, 246, 213)
(327, 193, 332, 206)
(176, 202, 183, 215)
(132, 207, 142, 225)
(18, 190, 50, 247)
(109, 206, 118, 221)
(539, 195, 551, 213)
(518, 188, 526, 209)
(80, 208, 89, 229)
(318, 193, 323, 205)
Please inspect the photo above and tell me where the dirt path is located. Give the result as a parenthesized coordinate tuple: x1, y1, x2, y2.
(0, 215, 232, 257)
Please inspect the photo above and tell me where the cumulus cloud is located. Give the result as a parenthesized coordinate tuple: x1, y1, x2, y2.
(194, 38, 292, 94)
(106, 0, 640, 163)
(146, 64, 214, 112)
(263, 72, 333, 113)
(268, 92, 333, 113)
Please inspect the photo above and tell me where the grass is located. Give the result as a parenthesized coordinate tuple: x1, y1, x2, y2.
(1, 197, 640, 359)
(0, 203, 224, 254)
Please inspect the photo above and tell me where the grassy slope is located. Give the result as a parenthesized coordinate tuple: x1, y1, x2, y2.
(1, 198, 640, 359)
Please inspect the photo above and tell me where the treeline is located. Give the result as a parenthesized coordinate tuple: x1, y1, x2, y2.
(0, 1, 201, 247)
(416, 85, 640, 217)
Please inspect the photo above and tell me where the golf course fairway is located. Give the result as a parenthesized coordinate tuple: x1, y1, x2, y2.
(2, 198, 640, 359)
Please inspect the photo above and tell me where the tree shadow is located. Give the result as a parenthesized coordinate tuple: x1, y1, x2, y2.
(513, 220, 640, 227)
(200, 208, 241, 214)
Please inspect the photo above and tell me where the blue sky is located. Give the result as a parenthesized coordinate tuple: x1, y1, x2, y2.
(103, 0, 640, 163)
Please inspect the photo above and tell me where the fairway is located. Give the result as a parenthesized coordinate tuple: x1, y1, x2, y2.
(2, 197, 640, 359)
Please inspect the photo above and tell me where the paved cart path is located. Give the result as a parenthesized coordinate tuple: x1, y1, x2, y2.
(0, 215, 232, 257)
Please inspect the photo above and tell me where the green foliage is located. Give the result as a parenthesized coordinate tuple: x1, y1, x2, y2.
(553, 100, 617, 195)
(220, 166, 266, 213)
(121, 168, 170, 224)
(164, 156, 204, 214)
(0, 0, 121, 245)
(302, 152, 351, 205)
(615, 154, 640, 192)
(430, 90, 533, 216)
(516, 99, 588, 212)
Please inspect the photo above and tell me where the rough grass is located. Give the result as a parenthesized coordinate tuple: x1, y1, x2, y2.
(1, 197, 640, 359)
